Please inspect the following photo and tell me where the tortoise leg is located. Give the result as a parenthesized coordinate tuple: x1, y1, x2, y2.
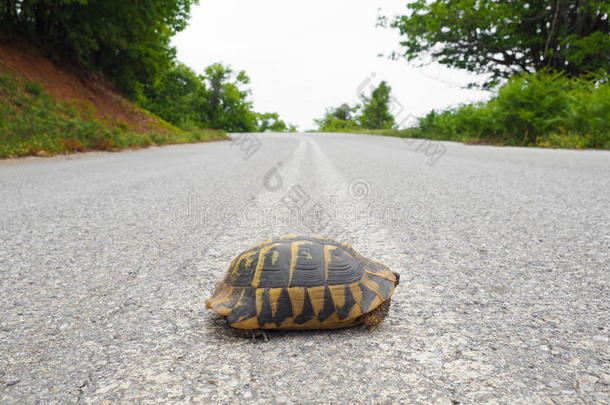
(361, 299, 392, 331)
(235, 329, 271, 342)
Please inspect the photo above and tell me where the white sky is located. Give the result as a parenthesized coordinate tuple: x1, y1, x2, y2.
(172, 0, 493, 130)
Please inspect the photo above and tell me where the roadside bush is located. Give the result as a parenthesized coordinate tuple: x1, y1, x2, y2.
(317, 118, 361, 132)
(24, 81, 44, 97)
(413, 71, 609, 148)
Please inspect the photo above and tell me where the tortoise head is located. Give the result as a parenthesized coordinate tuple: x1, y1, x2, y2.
(205, 279, 225, 310)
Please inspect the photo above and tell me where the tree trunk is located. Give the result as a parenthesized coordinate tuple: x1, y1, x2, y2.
(544, 0, 561, 68)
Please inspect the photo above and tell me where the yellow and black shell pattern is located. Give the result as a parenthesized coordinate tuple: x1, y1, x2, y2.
(206, 235, 399, 330)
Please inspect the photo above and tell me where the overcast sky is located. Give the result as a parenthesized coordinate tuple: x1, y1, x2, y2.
(172, 0, 492, 130)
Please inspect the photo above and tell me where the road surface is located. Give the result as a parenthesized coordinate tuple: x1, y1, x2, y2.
(1, 133, 609, 404)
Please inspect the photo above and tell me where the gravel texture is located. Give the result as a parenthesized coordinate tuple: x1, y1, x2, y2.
(0, 133, 609, 404)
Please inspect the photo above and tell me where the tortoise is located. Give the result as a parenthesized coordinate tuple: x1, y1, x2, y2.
(206, 234, 399, 341)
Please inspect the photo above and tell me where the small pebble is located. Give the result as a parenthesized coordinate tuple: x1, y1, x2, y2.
(569, 358, 581, 366)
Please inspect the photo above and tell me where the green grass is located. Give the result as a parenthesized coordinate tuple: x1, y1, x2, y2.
(0, 74, 227, 158)
(317, 127, 498, 144)
(320, 127, 610, 150)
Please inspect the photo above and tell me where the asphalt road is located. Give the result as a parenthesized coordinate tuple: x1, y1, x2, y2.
(1, 133, 609, 404)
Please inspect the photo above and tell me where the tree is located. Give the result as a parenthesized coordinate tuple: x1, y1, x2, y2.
(144, 62, 295, 132)
(384, 0, 610, 86)
(314, 103, 360, 131)
(332, 103, 358, 122)
(143, 63, 203, 128)
(256, 112, 296, 132)
(358, 81, 395, 129)
(196, 64, 258, 132)
(1, 0, 198, 98)
(314, 82, 398, 131)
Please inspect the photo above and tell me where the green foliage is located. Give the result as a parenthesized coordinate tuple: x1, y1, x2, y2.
(143, 63, 203, 129)
(2, 0, 197, 99)
(315, 82, 396, 131)
(256, 112, 296, 132)
(316, 118, 361, 132)
(358, 81, 396, 130)
(334, 103, 359, 122)
(385, 0, 610, 87)
(493, 71, 576, 144)
(113, 121, 130, 132)
(145, 62, 295, 133)
(2, 2, 293, 134)
(0, 75, 226, 158)
(314, 103, 361, 131)
(408, 71, 610, 148)
(198, 63, 257, 132)
(24, 82, 44, 96)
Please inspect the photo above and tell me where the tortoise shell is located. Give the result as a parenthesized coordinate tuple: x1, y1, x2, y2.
(206, 234, 399, 330)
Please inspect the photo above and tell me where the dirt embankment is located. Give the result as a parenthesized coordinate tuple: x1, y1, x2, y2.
(0, 33, 168, 133)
